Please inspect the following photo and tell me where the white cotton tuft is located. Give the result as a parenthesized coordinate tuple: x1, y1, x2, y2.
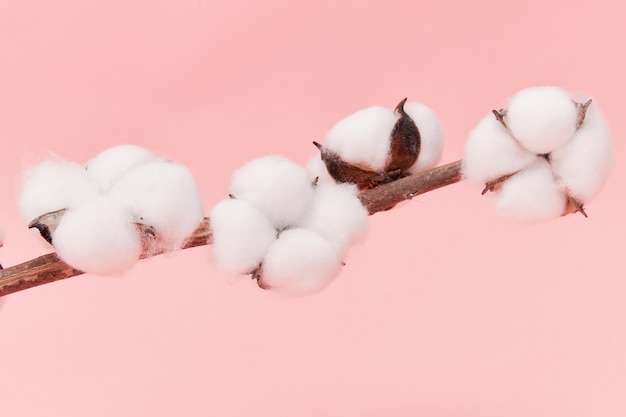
(550, 101, 614, 203)
(210, 198, 277, 274)
(229, 155, 315, 230)
(86, 144, 161, 191)
(52, 195, 141, 275)
(19, 159, 99, 223)
(260, 228, 342, 297)
(109, 161, 204, 250)
(506, 86, 578, 154)
(495, 159, 566, 222)
(324, 106, 397, 171)
(298, 182, 368, 255)
(403, 102, 444, 173)
(462, 114, 538, 185)
(305, 155, 333, 184)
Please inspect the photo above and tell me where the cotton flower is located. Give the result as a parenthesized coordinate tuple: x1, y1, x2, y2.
(210, 198, 277, 274)
(19, 159, 99, 223)
(229, 155, 315, 230)
(259, 228, 342, 297)
(462, 86, 614, 221)
(52, 195, 141, 275)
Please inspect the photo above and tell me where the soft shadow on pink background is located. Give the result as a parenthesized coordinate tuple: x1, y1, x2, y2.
(0, 0, 624, 416)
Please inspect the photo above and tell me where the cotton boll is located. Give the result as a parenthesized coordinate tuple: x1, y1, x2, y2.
(495, 160, 566, 222)
(506, 86, 578, 154)
(229, 155, 315, 230)
(298, 182, 368, 255)
(550, 102, 614, 202)
(109, 161, 204, 250)
(19, 159, 99, 223)
(210, 198, 277, 274)
(260, 228, 342, 297)
(325, 106, 397, 171)
(403, 102, 443, 173)
(53, 195, 141, 275)
(87, 144, 161, 191)
(462, 114, 538, 185)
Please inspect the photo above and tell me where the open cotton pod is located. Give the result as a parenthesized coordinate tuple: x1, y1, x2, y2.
(462, 86, 614, 221)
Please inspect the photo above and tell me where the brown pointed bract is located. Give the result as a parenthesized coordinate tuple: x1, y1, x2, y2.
(385, 98, 421, 172)
(313, 141, 388, 190)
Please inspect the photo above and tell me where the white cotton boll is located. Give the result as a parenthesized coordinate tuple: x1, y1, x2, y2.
(506, 86, 578, 154)
(109, 161, 204, 250)
(325, 106, 397, 171)
(260, 228, 342, 297)
(229, 155, 315, 230)
(462, 114, 538, 185)
(495, 159, 566, 222)
(86, 144, 162, 191)
(298, 182, 368, 255)
(210, 198, 277, 274)
(19, 159, 99, 223)
(550, 102, 614, 203)
(53, 195, 141, 275)
(403, 102, 443, 173)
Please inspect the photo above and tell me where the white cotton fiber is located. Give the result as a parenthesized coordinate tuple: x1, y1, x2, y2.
(550, 101, 614, 203)
(86, 144, 161, 191)
(19, 159, 99, 223)
(229, 155, 315, 230)
(495, 159, 566, 221)
(403, 102, 443, 174)
(109, 161, 204, 250)
(52, 195, 141, 275)
(324, 106, 397, 171)
(305, 155, 333, 184)
(506, 86, 578, 154)
(260, 228, 342, 297)
(297, 182, 368, 255)
(210, 198, 277, 274)
(462, 114, 538, 185)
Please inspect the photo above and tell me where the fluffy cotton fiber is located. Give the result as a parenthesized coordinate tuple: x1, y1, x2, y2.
(550, 101, 614, 202)
(210, 198, 277, 274)
(506, 86, 579, 154)
(495, 160, 566, 222)
(19, 159, 99, 223)
(462, 113, 538, 185)
(86, 144, 161, 191)
(325, 106, 397, 171)
(52, 195, 142, 275)
(260, 228, 342, 297)
(297, 182, 368, 255)
(109, 160, 204, 250)
(229, 155, 315, 230)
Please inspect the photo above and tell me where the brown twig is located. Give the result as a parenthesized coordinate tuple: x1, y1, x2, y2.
(0, 160, 463, 297)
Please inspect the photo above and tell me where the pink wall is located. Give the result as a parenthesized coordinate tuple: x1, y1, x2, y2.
(0, 0, 624, 415)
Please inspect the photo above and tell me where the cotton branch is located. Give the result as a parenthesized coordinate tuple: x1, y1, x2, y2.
(0, 160, 463, 297)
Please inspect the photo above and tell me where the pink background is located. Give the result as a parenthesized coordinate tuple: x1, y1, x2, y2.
(0, 0, 625, 416)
